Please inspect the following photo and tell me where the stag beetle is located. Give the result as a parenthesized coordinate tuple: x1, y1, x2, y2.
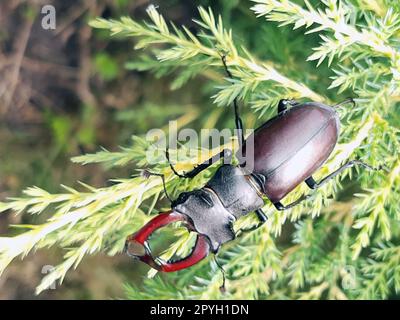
(125, 56, 379, 276)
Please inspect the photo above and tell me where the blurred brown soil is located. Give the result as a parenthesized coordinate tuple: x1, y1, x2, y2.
(0, 0, 148, 299)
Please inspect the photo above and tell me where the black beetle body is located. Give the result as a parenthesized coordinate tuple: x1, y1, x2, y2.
(126, 97, 377, 272)
(173, 165, 264, 252)
(244, 102, 339, 202)
(171, 102, 338, 252)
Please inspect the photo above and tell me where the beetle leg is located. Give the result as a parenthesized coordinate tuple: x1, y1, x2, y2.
(305, 160, 383, 190)
(165, 147, 186, 178)
(274, 160, 382, 211)
(278, 99, 298, 114)
(278, 99, 289, 113)
(273, 194, 312, 211)
(255, 208, 268, 223)
(166, 148, 232, 179)
(220, 54, 245, 149)
(235, 208, 268, 235)
(213, 254, 227, 293)
(332, 97, 355, 109)
(249, 208, 268, 229)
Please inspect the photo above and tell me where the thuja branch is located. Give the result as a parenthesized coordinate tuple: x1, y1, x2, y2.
(251, 0, 399, 63)
(0, 1, 398, 300)
(352, 160, 400, 259)
(251, 1, 400, 108)
(0, 176, 161, 291)
(90, 5, 324, 106)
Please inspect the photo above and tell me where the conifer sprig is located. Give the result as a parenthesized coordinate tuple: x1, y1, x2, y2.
(0, 2, 399, 299)
(90, 5, 323, 109)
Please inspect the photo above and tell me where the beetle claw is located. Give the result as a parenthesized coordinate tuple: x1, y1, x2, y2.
(377, 164, 390, 172)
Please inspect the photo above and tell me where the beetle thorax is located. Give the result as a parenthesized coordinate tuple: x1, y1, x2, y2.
(171, 165, 264, 252)
(206, 165, 264, 218)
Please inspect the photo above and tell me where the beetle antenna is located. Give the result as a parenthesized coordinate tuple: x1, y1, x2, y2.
(332, 97, 356, 109)
(140, 169, 173, 203)
(213, 254, 226, 293)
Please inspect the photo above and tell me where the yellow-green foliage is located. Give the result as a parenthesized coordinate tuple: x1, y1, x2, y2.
(1, 1, 400, 299)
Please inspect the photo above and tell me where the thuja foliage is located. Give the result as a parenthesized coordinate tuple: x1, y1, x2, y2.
(1, 1, 400, 299)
